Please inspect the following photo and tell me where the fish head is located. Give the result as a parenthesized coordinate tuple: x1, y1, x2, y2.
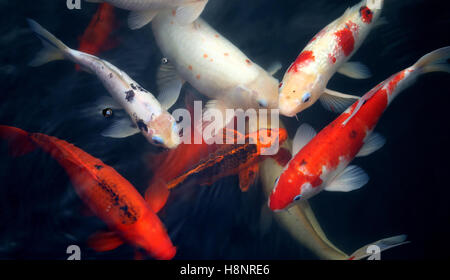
(132, 212, 177, 260)
(269, 168, 317, 211)
(253, 128, 288, 150)
(145, 112, 181, 149)
(278, 71, 324, 117)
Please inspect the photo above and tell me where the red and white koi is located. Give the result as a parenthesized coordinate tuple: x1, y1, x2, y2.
(87, 0, 209, 29)
(279, 0, 384, 117)
(28, 19, 180, 149)
(269, 47, 450, 211)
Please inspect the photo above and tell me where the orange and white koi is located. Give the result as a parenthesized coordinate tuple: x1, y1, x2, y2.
(269, 47, 450, 211)
(0, 125, 176, 259)
(279, 0, 384, 117)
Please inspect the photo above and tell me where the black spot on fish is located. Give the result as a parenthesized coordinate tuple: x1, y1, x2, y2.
(130, 83, 137, 90)
(300, 159, 307, 166)
(137, 119, 148, 133)
(125, 90, 135, 102)
(109, 73, 113, 79)
(349, 130, 357, 139)
(94, 165, 103, 170)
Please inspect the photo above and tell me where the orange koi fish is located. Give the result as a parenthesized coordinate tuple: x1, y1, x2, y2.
(76, 3, 118, 71)
(269, 47, 450, 211)
(162, 128, 291, 192)
(0, 125, 176, 260)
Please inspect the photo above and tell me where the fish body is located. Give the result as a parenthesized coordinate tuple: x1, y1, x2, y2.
(89, 0, 209, 29)
(279, 0, 384, 117)
(28, 19, 180, 149)
(165, 128, 290, 191)
(0, 125, 176, 260)
(151, 11, 279, 119)
(269, 47, 450, 211)
(76, 3, 118, 70)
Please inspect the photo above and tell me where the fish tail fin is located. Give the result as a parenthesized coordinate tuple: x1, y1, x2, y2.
(414, 46, 450, 74)
(27, 19, 71, 67)
(0, 125, 37, 157)
(348, 234, 409, 260)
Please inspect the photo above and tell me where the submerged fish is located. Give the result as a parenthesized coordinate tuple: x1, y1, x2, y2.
(0, 125, 176, 260)
(279, 0, 384, 117)
(260, 132, 409, 260)
(27, 19, 180, 149)
(160, 128, 290, 192)
(269, 47, 450, 211)
(151, 11, 280, 131)
(76, 3, 118, 71)
(86, 0, 209, 29)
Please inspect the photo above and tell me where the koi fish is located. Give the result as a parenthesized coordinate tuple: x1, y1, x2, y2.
(278, 0, 384, 117)
(161, 128, 290, 192)
(0, 125, 176, 260)
(86, 0, 209, 29)
(27, 19, 180, 149)
(151, 11, 280, 131)
(76, 3, 118, 71)
(260, 134, 409, 259)
(269, 47, 450, 211)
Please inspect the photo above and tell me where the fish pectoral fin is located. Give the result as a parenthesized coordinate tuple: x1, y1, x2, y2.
(239, 164, 260, 192)
(271, 147, 292, 166)
(267, 61, 282, 76)
(201, 99, 234, 142)
(356, 133, 386, 157)
(325, 165, 369, 192)
(101, 118, 140, 138)
(157, 60, 184, 110)
(144, 179, 170, 214)
(128, 9, 159, 30)
(292, 123, 316, 155)
(337, 61, 371, 79)
(87, 231, 124, 252)
(175, 1, 209, 25)
(320, 88, 360, 113)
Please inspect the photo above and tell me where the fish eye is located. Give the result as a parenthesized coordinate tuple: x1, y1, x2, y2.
(102, 108, 113, 118)
(152, 135, 165, 146)
(258, 99, 268, 108)
(161, 57, 169, 64)
(293, 195, 302, 201)
(302, 92, 311, 103)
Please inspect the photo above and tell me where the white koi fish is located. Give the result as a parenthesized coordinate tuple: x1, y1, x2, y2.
(86, 0, 209, 29)
(279, 0, 384, 117)
(27, 19, 180, 149)
(151, 10, 280, 131)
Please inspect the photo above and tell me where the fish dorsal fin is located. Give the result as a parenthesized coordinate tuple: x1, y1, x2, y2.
(101, 118, 140, 138)
(337, 61, 371, 79)
(144, 179, 170, 214)
(320, 88, 360, 113)
(356, 132, 386, 157)
(87, 231, 124, 252)
(292, 124, 317, 155)
(325, 165, 369, 192)
(157, 60, 184, 110)
(175, 1, 208, 25)
(128, 9, 158, 30)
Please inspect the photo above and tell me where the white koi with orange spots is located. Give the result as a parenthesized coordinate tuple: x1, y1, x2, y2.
(152, 10, 279, 125)
(279, 0, 384, 117)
